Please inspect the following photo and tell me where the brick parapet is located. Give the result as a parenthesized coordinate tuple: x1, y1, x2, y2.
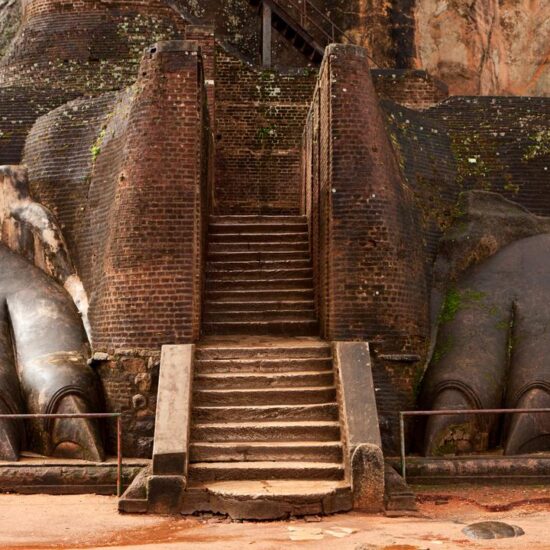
(25, 41, 212, 352)
(303, 44, 430, 357)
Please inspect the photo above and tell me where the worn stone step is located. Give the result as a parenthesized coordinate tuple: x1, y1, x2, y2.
(209, 241, 309, 253)
(189, 441, 343, 463)
(203, 310, 316, 323)
(206, 278, 314, 291)
(202, 319, 319, 336)
(188, 461, 345, 482)
(207, 259, 312, 272)
(191, 421, 341, 442)
(193, 386, 337, 406)
(194, 356, 333, 374)
(206, 268, 313, 280)
(210, 215, 306, 225)
(192, 403, 339, 423)
(205, 300, 315, 312)
(209, 232, 308, 243)
(209, 223, 307, 234)
(181, 480, 353, 519)
(206, 289, 314, 302)
(195, 342, 331, 360)
(194, 371, 334, 390)
(207, 251, 310, 262)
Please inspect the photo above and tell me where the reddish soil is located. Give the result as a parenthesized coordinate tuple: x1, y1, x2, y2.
(0, 485, 548, 550)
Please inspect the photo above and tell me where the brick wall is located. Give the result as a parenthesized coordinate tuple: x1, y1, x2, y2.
(0, 0, 188, 165)
(214, 46, 317, 213)
(1, 0, 187, 93)
(303, 44, 429, 354)
(302, 45, 431, 454)
(372, 69, 449, 110)
(25, 41, 211, 351)
(24, 41, 212, 457)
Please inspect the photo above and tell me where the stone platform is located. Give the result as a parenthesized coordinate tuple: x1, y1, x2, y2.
(0, 453, 148, 495)
(388, 455, 550, 485)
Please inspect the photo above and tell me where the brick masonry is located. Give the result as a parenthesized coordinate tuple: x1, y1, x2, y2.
(23, 42, 212, 456)
(214, 47, 318, 214)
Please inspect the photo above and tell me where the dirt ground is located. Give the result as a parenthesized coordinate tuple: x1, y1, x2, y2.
(0, 485, 549, 550)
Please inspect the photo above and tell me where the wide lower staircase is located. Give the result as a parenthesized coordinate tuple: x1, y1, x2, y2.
(183, 215, 352, 518)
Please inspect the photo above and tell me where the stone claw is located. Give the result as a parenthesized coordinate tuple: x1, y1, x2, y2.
(505, 388, 550, 455)
(51, 395, 104, 462)
(424, 388, 486, 456)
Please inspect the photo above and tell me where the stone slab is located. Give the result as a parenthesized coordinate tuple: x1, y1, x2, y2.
(152, 345, 194, 476)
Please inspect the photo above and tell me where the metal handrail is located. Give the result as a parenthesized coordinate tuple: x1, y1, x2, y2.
(0, 412, 123, 496)
(275, 0, 355, 46)
(399, 408, 550, 482)
(266, 0, 381, 67)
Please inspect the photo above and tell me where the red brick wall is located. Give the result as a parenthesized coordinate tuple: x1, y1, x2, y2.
(1, 0, 187, 94)
(371, 69, 449, 110)
(303, 44, 429, 356)
(25, 41, 211, 352)
(214, 47, 317, 214)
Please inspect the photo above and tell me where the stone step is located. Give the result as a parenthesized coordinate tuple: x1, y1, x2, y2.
(202, 319, 318, 336)
(208, 241, 309, 253)
(193, 386, 337, 406)
(181, 480, 353, 520)
(194, 371, 334, 390)
(194, 356, 333, 374)
(203, 310, 316, 323)
(205, 300, 315, 312)
(195, 342, 331, 360)
(207, 251, 310, 262)
(191, 421, 341, 442)
(209, 223, 307, 234)
(192, 403, 339, 423)
(189, 441, 343, 463)
(210, 215, 306, 225)
(206, 278, 314, 291)
(209, 232, 308, 243)
(207, 259, 312, 271)
(206, 268, 313, 280)
(188, 461, 345, 482)
(206, 289, 314, 302)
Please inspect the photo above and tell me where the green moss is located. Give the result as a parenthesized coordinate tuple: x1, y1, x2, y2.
(438, 287, 487, 325)
(90, 128, 106, 162)
(523, 129, 550, 161)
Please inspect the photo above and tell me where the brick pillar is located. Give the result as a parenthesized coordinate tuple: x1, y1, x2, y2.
(322, 45, 429, 356)
(91, 41, 206, 350)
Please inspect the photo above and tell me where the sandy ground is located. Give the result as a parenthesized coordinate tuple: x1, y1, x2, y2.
(0, 486, 549, 550)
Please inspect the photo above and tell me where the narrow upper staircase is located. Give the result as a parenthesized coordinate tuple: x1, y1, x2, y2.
(203, 215, 318, 336)
(183, 215, 352, 518)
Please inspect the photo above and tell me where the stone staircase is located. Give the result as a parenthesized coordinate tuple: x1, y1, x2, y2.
(203, 215, 319, 336)
(181, 215, 352, 517)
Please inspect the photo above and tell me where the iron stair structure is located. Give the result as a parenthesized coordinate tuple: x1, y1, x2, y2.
(249, 0, 353, 64)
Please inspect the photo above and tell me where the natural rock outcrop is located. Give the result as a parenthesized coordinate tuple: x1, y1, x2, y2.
(415, 0, 550, 96)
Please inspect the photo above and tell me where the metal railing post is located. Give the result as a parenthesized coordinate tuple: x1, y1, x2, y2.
(117, 415, 122, 498)
(400, 412, 406, 482)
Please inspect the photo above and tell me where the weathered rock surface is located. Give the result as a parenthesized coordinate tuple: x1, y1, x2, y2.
(463, 521, 524, 540)
(415, 0, 550, 96)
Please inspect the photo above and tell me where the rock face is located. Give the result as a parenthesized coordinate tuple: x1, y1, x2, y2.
(0, 0, 20, 58)
(415, 0, 550, 96)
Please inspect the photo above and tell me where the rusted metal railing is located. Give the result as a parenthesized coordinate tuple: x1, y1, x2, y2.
(276, 0, 355, 47)
(0, 412, 123, 496)
(399, 408, 550, 482)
